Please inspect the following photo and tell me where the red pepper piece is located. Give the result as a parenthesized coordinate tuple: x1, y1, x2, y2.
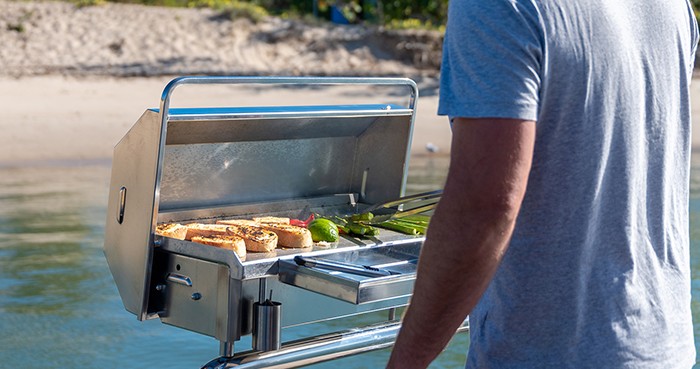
(290, 213, 315, 228)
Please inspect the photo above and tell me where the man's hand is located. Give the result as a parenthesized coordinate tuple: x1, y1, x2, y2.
(386, 117, 535, 369)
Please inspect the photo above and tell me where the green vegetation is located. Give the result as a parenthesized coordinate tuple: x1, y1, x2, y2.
(68, 0, 700, 31)
(6, 8, 35, 32)
(71, 0, 448, 30)
(188, 0, 269, 22)
(72, 0, 106, 7)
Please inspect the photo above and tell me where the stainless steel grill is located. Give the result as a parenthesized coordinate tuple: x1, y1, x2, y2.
(103, 76, 462, 368)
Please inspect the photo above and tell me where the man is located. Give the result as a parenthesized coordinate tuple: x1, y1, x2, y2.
(388, 1, 698, 368)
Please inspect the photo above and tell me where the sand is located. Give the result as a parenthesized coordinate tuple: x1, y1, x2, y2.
(0, 0, 442, 78)
(0, 75, 451, 166)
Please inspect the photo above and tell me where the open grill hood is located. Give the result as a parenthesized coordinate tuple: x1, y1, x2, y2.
(103, 77, 439, 367)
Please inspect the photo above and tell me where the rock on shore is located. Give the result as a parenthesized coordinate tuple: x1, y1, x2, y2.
(0, 0, 444, 77)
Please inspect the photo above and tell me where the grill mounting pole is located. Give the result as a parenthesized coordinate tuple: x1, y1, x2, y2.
(252, 278, 282, 352)
(220, 341, 234, 357)
(202, 320, 469, 369)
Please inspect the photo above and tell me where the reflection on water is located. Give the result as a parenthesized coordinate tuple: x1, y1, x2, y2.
(0, 165, 216, 368)
(2, 153, 700, 368)
(0, 167, 104, 318)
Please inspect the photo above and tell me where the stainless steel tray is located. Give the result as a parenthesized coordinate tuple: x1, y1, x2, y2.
(278, 241, 420, 304)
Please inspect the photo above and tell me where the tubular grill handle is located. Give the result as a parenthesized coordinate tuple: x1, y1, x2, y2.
(158, 76, 419, 131)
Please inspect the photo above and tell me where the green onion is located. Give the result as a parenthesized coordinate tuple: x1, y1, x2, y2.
(378, 221, 419, 235)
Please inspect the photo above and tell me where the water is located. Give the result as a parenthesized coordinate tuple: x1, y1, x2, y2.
(2, 153, 700, 368)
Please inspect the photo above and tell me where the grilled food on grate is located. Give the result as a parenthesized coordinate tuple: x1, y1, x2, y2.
(191, 235, 247, 260)
(253, 216, 291, 224)
(218, 219, 312, 248)
(223, 224, 278, 252)
(256, 223, 313, 248)
(184, 223, 229, 240)
(156, 223, 188, 240)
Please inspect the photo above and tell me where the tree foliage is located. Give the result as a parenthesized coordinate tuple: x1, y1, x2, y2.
(95, 0, 450, 29)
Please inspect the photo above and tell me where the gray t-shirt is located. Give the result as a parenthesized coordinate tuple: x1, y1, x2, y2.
(438, 0, 699, 368)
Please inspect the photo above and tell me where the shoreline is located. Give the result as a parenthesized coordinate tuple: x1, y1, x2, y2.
(4, 74, 700, 168)
(0, 75, 451, 166)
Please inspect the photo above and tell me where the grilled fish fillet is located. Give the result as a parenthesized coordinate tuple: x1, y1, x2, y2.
(219, 219, 312, 248)
(191, 235, 246, 260)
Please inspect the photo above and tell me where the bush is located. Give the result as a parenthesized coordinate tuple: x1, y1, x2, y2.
(188, 0, 269, 22)
(101, 0, 449, 29)
(386, 17, 444, 32)
(71, 0, 107, 7)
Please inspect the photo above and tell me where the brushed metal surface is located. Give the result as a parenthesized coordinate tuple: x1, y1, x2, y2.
(240, 277, 411, 330)
(103, 109, 162, 319)
(158, 253, 231, 339)
(157, 112, 412, 212)
(278, 242, 419, 304)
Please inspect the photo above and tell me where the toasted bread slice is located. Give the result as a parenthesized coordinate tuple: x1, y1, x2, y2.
(217, 219, 259, 227)
(257, 223, 313, 248)
(156, 223, 188, 240)
(223, 224, 278, 252)
(191, 235, 246, 260)
(184, 223, 229, 240)
(253, 216, 290, 225)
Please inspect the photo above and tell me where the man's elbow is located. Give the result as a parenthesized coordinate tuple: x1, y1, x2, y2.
(467, 190, 524, 222)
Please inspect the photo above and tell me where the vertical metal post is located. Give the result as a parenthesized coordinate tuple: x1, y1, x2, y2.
(258, 278, 267, 302)
(220, 341, 234, 357)
(253, 277, 282, 352)
(388, 308, 397, 321)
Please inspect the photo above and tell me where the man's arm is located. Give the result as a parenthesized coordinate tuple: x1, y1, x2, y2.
(386, 117, 536, 369)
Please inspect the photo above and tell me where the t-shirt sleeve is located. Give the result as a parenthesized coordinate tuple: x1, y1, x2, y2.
(687, 2, 699, 76)
(438, 0, 544, 121)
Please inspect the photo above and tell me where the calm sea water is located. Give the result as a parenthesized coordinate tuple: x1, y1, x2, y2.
(1, 153, 700, 368)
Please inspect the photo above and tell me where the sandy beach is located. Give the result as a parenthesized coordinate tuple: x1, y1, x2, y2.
(0, 0, 449, 166)
(0, 0, 442, 78)
(2, 0, 700, 167)
(0, 75, 449, 166)
(5, 73, 700, 167)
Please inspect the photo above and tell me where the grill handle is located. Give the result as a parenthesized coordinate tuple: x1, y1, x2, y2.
(203, 319, 469, 369)
(158, 76, 419, 122)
